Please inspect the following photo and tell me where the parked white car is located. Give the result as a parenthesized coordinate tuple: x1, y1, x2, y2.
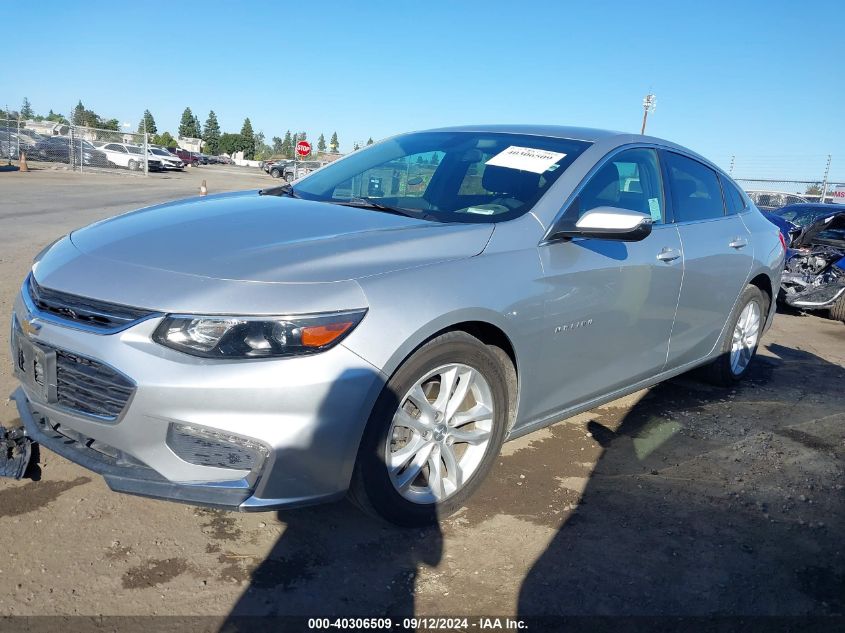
(98, 143, 163, 171)
(148, 147, 184, 170)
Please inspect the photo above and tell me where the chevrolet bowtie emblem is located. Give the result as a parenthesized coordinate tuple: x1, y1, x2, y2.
(21, 318, 42, 337)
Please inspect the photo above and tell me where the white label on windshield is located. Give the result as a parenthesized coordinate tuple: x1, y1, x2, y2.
(465, 206, 497, 215)
(485, 146, 566, 174)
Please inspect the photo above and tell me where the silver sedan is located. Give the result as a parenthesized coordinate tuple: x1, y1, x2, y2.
(10, 125, 784, 525)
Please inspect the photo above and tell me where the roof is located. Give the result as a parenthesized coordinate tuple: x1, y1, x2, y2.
(422, 124, 625, 142)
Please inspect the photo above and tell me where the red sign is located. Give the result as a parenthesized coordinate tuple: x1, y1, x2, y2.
(296, 140, 312, 157)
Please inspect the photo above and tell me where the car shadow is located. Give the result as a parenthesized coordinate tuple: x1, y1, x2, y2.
(220, 370, 442, 630)
(517, 342, 845, 621)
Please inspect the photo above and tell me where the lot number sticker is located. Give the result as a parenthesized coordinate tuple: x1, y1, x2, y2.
(486, 146, 566, 174)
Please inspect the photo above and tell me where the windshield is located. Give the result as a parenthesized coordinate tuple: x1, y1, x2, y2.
(126, 145, 142, 154)
(292, 131, 591, 222)
(150, 148, 170, 156)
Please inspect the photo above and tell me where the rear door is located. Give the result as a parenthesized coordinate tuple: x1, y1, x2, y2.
(662, 151, 753, 369)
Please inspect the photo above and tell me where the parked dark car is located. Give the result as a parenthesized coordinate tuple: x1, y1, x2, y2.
(193, 152, 207, 165)
(32, 136, 113, 168)
(268, 159, 294, 178)
(777, 205, 845, 321)
(168, 148, 199, 166)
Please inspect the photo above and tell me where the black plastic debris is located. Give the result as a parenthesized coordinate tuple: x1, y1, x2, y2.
(0, 425, 32, 479)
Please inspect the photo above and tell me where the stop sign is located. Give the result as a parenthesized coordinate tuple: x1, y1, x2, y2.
(295, 140, 311, 157)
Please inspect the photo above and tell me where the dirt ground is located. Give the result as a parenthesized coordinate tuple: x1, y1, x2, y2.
(0, 168, 842, 623)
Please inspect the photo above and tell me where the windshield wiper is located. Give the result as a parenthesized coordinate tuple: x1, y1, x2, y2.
(258, 183, 300, 198)
(331, 197, 419, 218)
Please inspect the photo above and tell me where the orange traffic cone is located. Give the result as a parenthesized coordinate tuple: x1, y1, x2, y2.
(200, 179, 207, 196)
(19, 151, 28, 172)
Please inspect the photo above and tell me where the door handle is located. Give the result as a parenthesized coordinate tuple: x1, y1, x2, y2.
(729, 237, 748, 249)
(656, 248, 681, 262)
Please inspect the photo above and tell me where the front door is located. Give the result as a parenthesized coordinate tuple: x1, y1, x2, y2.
(526, 148, 683, 422)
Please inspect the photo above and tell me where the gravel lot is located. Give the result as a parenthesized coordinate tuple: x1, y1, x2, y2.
(0, 168, 842, 623)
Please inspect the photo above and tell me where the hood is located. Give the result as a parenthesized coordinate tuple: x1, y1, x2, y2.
(68, 191, 494, 284)
(792, 212, 845, 248)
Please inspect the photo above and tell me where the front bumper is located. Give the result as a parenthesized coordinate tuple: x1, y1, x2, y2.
(10, 292, 385, 511)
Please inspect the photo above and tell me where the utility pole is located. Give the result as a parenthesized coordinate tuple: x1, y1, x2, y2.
(640, 94, 656, 135)
(820, 154, 832, 203)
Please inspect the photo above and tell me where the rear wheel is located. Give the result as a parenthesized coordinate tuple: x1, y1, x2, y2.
(702, 284, 768, 386)
(127, 159, 137, 171)
(349, 331, 509, 526)
(284, 173, 294, 183)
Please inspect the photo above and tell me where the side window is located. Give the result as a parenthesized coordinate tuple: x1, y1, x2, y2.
(578, 148, 665, 223)
(719, 175, 746, 214)
(665, 153, 726, 222)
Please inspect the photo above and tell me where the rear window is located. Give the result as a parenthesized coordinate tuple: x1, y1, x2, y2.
(719, 175, 747, 214)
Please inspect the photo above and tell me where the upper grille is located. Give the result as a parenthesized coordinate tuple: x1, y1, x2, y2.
(56, 350, 135, 419)
(27, 276, 152, 331)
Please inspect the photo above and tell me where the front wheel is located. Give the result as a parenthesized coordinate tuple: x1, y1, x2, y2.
(349, 332, 509, 526)
(829, 295, 845, 323)
(127, 159, 137, 171)
(270, 168, 281, 178)
(702, 284, 768, 386)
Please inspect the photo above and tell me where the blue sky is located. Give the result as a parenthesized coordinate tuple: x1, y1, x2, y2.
(3, 1, 843, 179)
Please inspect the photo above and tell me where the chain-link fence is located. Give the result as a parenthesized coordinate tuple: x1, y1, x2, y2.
(0, 117, 151, 175)
(735, 179, 845, 207)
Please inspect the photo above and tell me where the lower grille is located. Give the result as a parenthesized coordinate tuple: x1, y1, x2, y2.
(56, 351, 135, 419)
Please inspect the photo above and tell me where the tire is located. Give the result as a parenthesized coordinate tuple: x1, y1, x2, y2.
(830, 295, 845, 323)
(270, 168, 281, 178)
(701, 284, 768, 386)
(349, 331, 509, 526)
(127, 159, 137, 171)
(284, 173, 294, 183)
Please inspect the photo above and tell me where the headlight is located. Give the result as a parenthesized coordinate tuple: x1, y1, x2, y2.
(152, 309, 367, 359)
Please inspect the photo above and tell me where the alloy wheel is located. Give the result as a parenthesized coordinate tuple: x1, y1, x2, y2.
(386, 363, 494, 504)
(730, 300, 761, 375)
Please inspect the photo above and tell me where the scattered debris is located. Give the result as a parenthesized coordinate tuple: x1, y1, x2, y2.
(0, 426, 33, 479)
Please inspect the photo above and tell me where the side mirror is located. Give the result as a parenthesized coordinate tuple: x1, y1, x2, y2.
(550, 206, 653, 242)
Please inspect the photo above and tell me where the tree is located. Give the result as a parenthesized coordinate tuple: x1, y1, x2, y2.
(202, 110, 221, 154)
(71, 100, 118, 130)
(271, 136, 284, 155)
(218, 132, 243, 156)
(153, 131, 178, 148)
(240, 118, 255, 159)
(138, 109, 157, 135)
(431, 152, 440, 165)
(179, 107, 198, 138)
(330, 131, 339, 153)
(254, 131, 271, 160)
(281, 130, 293, 158)
(366, 137, 374, 145)
(353, 142, 360, 151)
(193, 115, 202, 138)
(805, 183, 823, 196)
(317, 133, 327, 152)
(45, 109, 67, 124)
(20, 97, 33, 119)
(72, 100, 86, 126)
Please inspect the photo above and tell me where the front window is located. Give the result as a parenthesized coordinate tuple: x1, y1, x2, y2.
(574, 148, 665, 223)
(126, 146, 143, 155)
(292, 131, 591, 223)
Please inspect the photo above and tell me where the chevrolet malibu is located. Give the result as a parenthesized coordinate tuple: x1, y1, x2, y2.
(10, 126, 785, 525)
